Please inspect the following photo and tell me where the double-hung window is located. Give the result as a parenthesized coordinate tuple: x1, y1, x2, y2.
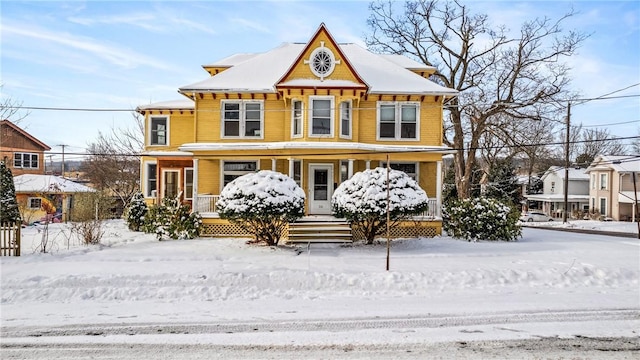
(184, 168, 194, 200)
(145, 162, 157, 198)
(292, 100, 303, 138)
(222, 161, 258, 189)
(599, 173, 608, 190)
(377, 102, 419, 140)
(149, 116, 168, 146)
(222, 100, 264, 138)
(309, 96, 334, 136)
(13, 152, 38, 169)
(340, 101, 351, 139)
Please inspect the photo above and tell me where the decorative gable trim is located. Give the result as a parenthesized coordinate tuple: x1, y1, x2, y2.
(276, 23, 368, 90)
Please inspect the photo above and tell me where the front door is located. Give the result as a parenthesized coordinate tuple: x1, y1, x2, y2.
(162, 169, 181, 199)
(308, 164, 333, 214)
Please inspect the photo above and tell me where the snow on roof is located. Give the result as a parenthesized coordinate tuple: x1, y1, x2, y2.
(179, 42, 457, 96)
(586, 155, 640, 173)
(13, 174, 95, 193)
(136, 99, 194, 111)
(378, 54, 436, 71)
(179, 141, 454, 154)
(542, 166, 589, 181)
(203, 53, 260, 67)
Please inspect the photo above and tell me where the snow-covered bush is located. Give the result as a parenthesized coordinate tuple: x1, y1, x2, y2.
(216, 170, 305, 246)
(443, 197, 521, 242)
(143, 197, 202, 240)
(125, 192, 148, 231)
(332, 167, 429, 244)
(0, 161, 20, 224)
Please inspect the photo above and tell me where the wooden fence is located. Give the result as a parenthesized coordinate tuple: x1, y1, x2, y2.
(1, 222, 21, 256)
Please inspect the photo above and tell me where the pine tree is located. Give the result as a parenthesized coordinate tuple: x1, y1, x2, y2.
(0, 161, 21, 224)
(125, 191, 148, 231)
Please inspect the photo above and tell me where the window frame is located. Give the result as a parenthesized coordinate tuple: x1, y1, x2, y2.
(221, 100, 264, 139)
(591, 174, 596, 190)
(376, 101, 421, 141)
(599, 173, 608, 190)
(28, 197, 42, 210)
(293, 160, 302, 187)
(148, 116, 169, 146)
(308, 96, 334, 137)
(13, 152, 39, 169)
(291, 99, 304, 138)
(220, 160, 259, 192)
(339, 100, 352, 139)
(144, 161, 158, 198)
(184, 167, 194, 200)
(380, 161, 419, 181)
(599, 197, 607, 215)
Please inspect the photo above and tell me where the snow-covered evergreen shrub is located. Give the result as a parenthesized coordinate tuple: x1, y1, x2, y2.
(125, 192, 148, 231)
(216, 170, 305, 246)
(443, 197, 521, 242)
(332, 167, 429, 244)
(143, 197, 202, 240)
(0, 161, 20, 224)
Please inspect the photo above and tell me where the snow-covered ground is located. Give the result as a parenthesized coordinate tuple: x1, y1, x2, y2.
(1, 220, 639, 359)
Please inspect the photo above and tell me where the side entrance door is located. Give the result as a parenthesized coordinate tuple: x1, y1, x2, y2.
(161, 169, 181, 200)
(308, 164, 333, 215)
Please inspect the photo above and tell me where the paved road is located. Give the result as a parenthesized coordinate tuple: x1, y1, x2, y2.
(2, 308, 639, 359)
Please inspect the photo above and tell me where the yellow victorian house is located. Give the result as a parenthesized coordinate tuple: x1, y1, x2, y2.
(137, 24, 457, 239)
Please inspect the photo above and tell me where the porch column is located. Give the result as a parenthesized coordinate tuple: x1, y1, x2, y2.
(436, 160, 443, 217)
(365, 160, 371, 170)
(348, 159, 354, 178)
(192, 158, 199, 212)
(288, 157, 294, 178)
(271, 158, 276, 171)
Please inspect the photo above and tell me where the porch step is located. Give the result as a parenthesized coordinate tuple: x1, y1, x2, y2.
(288, 219, 352, 244)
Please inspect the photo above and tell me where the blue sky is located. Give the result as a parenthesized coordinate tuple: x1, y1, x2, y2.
(2, 1, 639, 162)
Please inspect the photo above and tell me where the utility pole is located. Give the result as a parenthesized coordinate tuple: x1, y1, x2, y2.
(563, 102, 571, 223)
(58, 144, 67, 177)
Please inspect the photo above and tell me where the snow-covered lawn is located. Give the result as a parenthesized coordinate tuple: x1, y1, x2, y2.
(1, 219, 638, 357)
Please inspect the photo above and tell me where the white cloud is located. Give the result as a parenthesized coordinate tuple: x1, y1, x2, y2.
(229, 17, 271, 34)
(67, 12, 162, 32)
(2, 22, 173, 71)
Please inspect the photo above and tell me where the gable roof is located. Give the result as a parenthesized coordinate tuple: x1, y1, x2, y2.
(0, 120, 51, 151)
(13, 174, 95, 193)
(541, 166, 590, 181)
(586, 155, 640, 173)
(178, 25, 457, 97)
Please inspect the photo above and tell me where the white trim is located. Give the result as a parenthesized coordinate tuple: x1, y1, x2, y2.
(306, 42, 339, 80)
(220, 100, 265, 139)
(27, 197, 42, 210)
(376, 101, 421, 141)
(599, 172, 609, 190)
(339, 100, 352, 139)
(13, 152, 39, 169)
(181, 142, 453, 153)
(591, 173, 596, 190)
(599, 196, 608, 216)
(148, 115, 169, 146)
(143, 161, 158, 198)
(291, 99, 304, 139)
(161, 169, 181, 199)
(308, 96, 334, 138)
(308, 163, 334, 214)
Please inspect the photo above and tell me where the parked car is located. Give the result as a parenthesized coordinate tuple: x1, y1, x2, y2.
(520, 211, 554, 222)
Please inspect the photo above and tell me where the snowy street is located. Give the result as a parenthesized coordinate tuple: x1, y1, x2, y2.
(1, 221, 639, 358)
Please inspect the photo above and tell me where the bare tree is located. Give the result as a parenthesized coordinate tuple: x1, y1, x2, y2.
(366, 0, 587, 198)
(81, 112, 143, 207)
(574, 127, 627, 166)
(0, 85, 30, 124)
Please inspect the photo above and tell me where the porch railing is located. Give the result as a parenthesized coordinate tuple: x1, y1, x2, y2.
(194, 195, 220, 213)
(193, 195, 440, 218)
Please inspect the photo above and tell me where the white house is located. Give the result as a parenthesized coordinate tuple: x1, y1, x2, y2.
(524, 166, 589, 218)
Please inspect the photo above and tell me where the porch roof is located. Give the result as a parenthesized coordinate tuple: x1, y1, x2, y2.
(525, 194, 589, 202)
(618, 191, 640, 204)
(178, 141, 454, 155)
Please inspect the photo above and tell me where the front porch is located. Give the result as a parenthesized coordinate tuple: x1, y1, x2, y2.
(193, 196, 442, 240)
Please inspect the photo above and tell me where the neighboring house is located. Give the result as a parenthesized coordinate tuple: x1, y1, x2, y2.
(137, 24, 457, 238)
(13, 174, 95, 224)
(524, 166, 589, 218)
(0, 120, 51, 176)
(585, 155, 640, 221)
